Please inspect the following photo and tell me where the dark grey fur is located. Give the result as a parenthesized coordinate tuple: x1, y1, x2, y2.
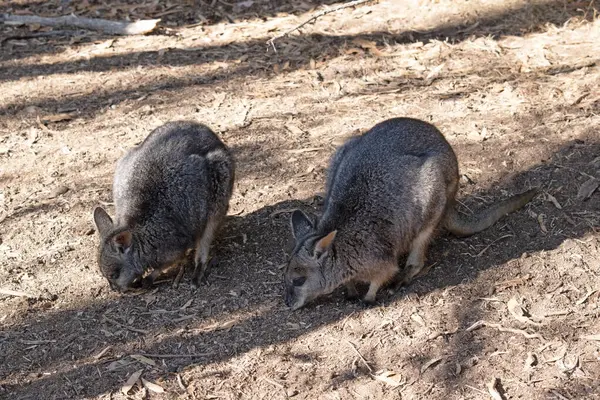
(93, 121, 234, 291)
(284, 118, 537, 309)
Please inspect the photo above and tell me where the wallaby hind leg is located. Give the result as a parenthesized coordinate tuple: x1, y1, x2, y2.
(404, 224, 437, 284)
(192, 215, 221, 287)
(364, 262, 399, 305)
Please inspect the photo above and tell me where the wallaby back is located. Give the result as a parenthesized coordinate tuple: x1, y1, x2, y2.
(94, 121, 234, 291)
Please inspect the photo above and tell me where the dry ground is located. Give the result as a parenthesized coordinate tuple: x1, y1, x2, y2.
(1, 0, 599, 399)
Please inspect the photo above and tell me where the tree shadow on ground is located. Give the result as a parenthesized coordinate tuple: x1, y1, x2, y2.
(0, 0, 351, 29)
(0, 131, 598, 398)
(398, 133, 600, 398)
(0, 0, 594, 78)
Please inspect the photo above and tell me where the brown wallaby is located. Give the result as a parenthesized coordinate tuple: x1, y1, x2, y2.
(284, 118, 537, 310)
(93, 121, 234, 291)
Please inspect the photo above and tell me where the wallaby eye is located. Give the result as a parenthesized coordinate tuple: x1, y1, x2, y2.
(292, 277, 306, 287)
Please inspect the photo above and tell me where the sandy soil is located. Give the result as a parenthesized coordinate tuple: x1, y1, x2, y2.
(0, 0, 599, 399)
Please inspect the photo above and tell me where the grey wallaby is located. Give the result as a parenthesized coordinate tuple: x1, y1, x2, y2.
(284, 118, 537, 310)
(93, 121, 234, 291)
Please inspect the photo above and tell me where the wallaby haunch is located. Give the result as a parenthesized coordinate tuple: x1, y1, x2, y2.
(284, 118, 537, 310)
(93, 121, 234, 291)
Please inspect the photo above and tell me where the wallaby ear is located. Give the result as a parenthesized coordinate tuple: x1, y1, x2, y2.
(113, 230, 132, 251)
(314, 230, 337, 257)
(93, 207, 114, 237)
(291, 209, 314, 239)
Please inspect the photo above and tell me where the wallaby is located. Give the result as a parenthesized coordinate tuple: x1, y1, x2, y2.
(284, 118, 537, 310)
(93, 121, 234, 291)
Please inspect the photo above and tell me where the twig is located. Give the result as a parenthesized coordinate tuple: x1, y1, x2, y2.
(345, 340, 373, 373)
(465, 384, 487, 395)
(0, 288, 35, 298)
(475, 234, 513, 257)
(1, 14, 160, 35)
(103, 316, 149, 335)
(466, 320, 544, 340)
(549, 390, 571, 400)
(1, 30, 85, 43)
(138, 353, 213, 358)
(267, 0, 375, 50)
(176, 374, 186, 390)
(93, 346, 113, 360)
(20, 339, 57, 345)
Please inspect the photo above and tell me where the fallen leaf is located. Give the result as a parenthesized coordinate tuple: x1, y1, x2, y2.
(94, 39, 115, 50)
(425, 63, 445, 84)
(410, 313, 426, 327)
(454, 362, 462, 375)
(237, 0, 254, 9)
(420, 357, 442, 373)
(524, 352, 538, 369)
(537, 213, 548, 234)
(131, 354, 157, 367)
(344, 47, 364, 55)
(287, 147, 322, 154)
(575, 289, 598, 305)
(352, 38, 377, 49)
(495, 274, 531, 290)
(27, 129, 39, 146)
(48, 185, 69, 199)
(507, 297, 541, 325)
(546, 193, 562, 209)
(577, 178, 599, 201)
(285, 124, 305, 136)
(373, 370, 403, 387)
(141, 378, 165, 393)
(212, 93, 226, 109)
(180, 299, 193, 310)
(107, 359, 127, 371)
(507, 297, 529, 323)
(557, 354, 578, 374)
(581, 334, 600, 341)
(487, 377, 503, 400)
(121, 369, 143, 395)
(41, 113, 73, 123)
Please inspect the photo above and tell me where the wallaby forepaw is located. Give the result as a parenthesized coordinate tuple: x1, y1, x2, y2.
(191, 275, 207, 289)
(141, 276, 154, 289)
(361, 296, 378, 307)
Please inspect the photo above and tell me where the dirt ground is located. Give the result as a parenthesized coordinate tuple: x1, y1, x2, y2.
(0, 0, 599, 399)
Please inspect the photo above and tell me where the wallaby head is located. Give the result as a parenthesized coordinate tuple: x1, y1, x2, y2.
(284, 210, 338, 310)
(93, 207, 144, 291)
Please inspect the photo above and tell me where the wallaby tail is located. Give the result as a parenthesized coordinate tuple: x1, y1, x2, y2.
(444, 188, 538, 237)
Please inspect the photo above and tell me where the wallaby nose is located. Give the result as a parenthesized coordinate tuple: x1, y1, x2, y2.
(284, 287, 293, 307)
